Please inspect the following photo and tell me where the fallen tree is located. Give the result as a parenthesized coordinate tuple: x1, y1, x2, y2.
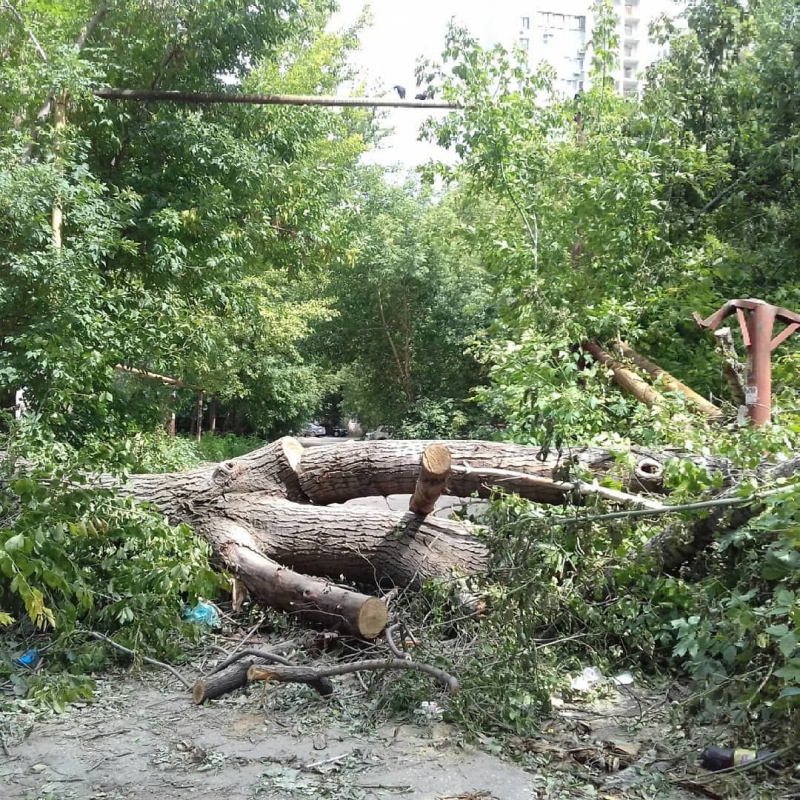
(108, 437, 740, 639)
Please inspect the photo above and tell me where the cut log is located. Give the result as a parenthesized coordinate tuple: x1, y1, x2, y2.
(584, 341, 665, 408)
(217, 531, 388, 638)
(614, 342, 723, 419)
(409, 444, 451, 514)
(294, 440, 700, 506)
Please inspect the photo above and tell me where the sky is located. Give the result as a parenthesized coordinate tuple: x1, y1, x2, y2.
(327, 0, 502, 168)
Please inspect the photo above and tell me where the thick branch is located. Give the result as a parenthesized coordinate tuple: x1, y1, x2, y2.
(614, 341, 722, 419)
(295, 440, 719, 506)
(584, 341, 665, 408)
(248, 657, 460, 694)
(409, 444, 451, 514)
(24, 4, 109, 158)
(3, 1, 48, 61)
(197, 498, 489, 589)
(627, 456, 800, 575)
(193, 644, 333, 703)
(714, 327, 747, 407)
(219, 534, 388, 639)
(115, 364, 202, 391)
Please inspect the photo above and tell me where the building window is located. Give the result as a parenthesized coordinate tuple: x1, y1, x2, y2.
(624, 43, 636, 57)
(521, 16, 530, 29)
(624, 22, 638, 36)
(625, 4, 634, 14)
(623, 65, 634, 78)
(519, 37, 530, 49)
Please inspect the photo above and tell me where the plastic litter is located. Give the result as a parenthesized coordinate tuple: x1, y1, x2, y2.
(416, 701, 444, 721)
(701, 746, 783, 771)
(611, 671, 634, 686)
(570, 666, 635, 693)
(182, 600, 221, 628)
(13, 648, 40, 669)
(570, 666, 605, 693)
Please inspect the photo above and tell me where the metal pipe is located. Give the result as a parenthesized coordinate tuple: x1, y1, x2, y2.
(93, 88, 462, 110)
(746, 302, 777, 425)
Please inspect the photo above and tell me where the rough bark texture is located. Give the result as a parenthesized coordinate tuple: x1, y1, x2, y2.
(634, 455, 800, 574)
(409, 444, 451, 514)
(114, 437, 739, 630)
(294, 440, 706, 506)
(194, 498, 489, 589)
(221, 537, 387, 638)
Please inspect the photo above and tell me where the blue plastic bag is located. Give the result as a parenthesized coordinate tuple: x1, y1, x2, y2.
(182, 600, 221, 628)
(14, 648, 40, 669)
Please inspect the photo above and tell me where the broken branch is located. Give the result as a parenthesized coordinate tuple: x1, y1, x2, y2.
(248, 657, 460, 694)
(451, 464, 664, 510)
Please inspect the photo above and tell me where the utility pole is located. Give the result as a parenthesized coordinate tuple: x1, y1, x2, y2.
(693, 299, 800, 425)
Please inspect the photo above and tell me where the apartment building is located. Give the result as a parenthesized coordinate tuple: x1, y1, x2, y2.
(497, 0, 683, 98)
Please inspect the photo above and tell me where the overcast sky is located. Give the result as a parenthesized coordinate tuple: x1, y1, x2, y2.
(328, 1, 501, 169)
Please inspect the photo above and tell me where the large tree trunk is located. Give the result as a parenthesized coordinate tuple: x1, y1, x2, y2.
(116, 436, 736, 635)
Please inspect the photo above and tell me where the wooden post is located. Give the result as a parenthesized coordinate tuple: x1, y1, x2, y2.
(409, 444, 451, 515)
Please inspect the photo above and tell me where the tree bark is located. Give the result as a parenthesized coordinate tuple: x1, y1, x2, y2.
(112, 437, 733, 631)
(409, 444, 451, 514)
(584, 341, 665, 408)
(294, 440, 720, 505)
(220, 537, 387, 638)
(194, 499, 490, 590)
(632, 455, 800, 575)
(613, 342, 723, 419)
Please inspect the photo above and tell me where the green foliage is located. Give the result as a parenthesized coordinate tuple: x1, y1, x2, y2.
(0, 425, 226, 709)
(195, 432, 265, 462)
(314, 173, 491, 431)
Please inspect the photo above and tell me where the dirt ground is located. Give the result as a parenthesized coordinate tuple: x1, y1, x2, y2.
(0, 660, 718, 800)
(0, 675, 533, 800)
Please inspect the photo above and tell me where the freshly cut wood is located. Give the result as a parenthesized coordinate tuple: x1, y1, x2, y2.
(247, 657, 460, 694)
(409, 444, 451, 514)
(614, 342, 723, 419)
(219, 533, 387, 638)
(584, 341, 665, 408)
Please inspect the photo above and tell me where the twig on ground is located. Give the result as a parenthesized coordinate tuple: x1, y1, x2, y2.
(385, 623, 411, 660)
(86, 631, 192, 689)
